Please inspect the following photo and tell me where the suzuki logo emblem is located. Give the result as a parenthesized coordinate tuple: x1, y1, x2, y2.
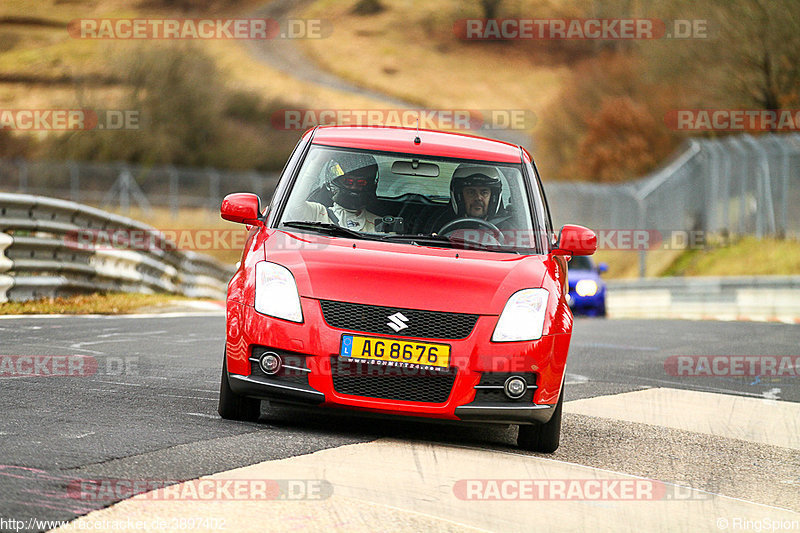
(386, 312, 409, 332)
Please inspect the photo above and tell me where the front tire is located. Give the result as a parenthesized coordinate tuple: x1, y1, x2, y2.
(517, 388, 563, 453)
(218, 353, 261, 422)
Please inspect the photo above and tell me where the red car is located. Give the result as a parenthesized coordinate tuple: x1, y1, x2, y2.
(218, 126, 596, 453)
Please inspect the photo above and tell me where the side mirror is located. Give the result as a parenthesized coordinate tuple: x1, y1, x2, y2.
(221, 193, 263, 225)
(598, 262, 609, 273)
(551, 224, 597, 256)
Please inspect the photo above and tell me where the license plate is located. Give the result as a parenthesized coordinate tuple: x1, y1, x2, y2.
(339, 335, 451, 369)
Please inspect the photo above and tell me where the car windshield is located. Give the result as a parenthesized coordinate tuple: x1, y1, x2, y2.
(278, 145, 540, 253)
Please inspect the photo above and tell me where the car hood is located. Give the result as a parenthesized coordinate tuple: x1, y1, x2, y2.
(265, 231, 548, 315)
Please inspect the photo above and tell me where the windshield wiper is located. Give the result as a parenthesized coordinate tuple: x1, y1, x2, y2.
(381, 233, 518, 252)
(379, 233, 455, 247)
(282, 221, 376, 240)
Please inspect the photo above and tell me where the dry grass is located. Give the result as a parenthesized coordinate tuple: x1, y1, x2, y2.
(0, 292, 197, 315)
(593, 249, 686, 279)
(105, 206, 246, 264)
(0, 0, 392, 134)
(203, 38, 392, 111)
(299, 0, 567, 125)
(662, 237, 800, 277)
(595, 237, 800, 279)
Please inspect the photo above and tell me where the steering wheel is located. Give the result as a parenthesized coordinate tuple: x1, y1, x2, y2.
(437, 217, 505, 245)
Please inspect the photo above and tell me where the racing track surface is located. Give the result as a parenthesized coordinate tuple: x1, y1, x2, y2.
(0, 313, 798, 532)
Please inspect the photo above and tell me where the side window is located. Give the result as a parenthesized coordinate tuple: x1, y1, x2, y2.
(497, 167, 516, 209)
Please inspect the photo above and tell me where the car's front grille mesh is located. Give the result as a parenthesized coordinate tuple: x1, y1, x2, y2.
(330, 357, 457, 403)
(319, 300, 478, 339)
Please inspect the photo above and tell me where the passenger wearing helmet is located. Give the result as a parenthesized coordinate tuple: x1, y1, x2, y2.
(288, 159, 381, 232)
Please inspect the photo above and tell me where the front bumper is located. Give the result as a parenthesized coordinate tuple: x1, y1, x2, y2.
(225, 299, 570, 425)
(229, 373, 556, 424)
(228, 374, 324, 404)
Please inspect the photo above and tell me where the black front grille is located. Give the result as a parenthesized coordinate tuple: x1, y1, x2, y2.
(331, 357, 457, 403)
(319, 300, 478, 340)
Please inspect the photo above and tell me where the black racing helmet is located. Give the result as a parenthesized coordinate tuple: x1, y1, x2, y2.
(450, 165, 503, 217)
(328, 156, 378, 211)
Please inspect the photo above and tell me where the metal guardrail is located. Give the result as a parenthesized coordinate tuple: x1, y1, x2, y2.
(0, 193, 234, 303)
(606, 276, 800, 321)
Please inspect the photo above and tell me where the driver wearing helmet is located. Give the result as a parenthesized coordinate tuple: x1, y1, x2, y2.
(450, 167, 503, 220)
(428, 165, 509, 235)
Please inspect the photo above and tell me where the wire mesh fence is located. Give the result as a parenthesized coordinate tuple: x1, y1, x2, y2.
(545, 133, 800, 240)
(2, 133, 798, 242)
(0, 159, 279, 216)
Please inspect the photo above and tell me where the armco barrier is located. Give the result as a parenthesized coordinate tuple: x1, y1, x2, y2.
(607, 276, 800, 321)
(0, 193, 234, 302)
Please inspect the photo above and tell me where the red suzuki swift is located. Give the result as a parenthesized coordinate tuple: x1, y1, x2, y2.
(218, 126, 596, 453)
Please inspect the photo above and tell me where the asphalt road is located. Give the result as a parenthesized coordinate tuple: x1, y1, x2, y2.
(0, 314, 798, 531)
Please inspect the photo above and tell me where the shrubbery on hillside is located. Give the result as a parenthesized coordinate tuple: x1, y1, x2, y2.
(42, 44, 297, 171)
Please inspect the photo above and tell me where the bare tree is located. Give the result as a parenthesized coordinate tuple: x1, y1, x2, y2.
(696, 0, 800, 109)
(479, 0, 503, 19)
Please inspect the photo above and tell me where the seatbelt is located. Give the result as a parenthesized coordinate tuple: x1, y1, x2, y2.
(326, 207, 340, 225)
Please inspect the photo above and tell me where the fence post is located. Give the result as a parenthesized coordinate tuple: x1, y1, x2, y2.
(168, 166, 179, 219)
(741, 134, 777, 237)
(705, 141, 722, 233)
(120, 166, 131, 213)
(718, 139, 732, 235)
(765, 134, 791, 238)
(208, 169, 220, 212)
(69, 161, 80, 203)
(16, 158, 27, 193)
(726, 137, 748, 236)
(633, 140, 702, 278)
(637, 196, 647, 278)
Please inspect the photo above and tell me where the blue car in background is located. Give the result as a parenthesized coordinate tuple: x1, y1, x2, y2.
(566, 256, 607, 317)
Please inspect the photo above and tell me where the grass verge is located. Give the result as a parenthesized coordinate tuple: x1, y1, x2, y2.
(661, 237, 800, 277)
(0, 292, 200, 315)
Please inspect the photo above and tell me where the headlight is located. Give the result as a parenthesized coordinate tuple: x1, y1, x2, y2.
(254, 261, 303, 323)
(575, 279, 598, 297)
(492, 288, 549, 342)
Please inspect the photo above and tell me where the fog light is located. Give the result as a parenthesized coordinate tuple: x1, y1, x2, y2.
(504, 376, 527, 399)
(259, 352, 282, 375)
